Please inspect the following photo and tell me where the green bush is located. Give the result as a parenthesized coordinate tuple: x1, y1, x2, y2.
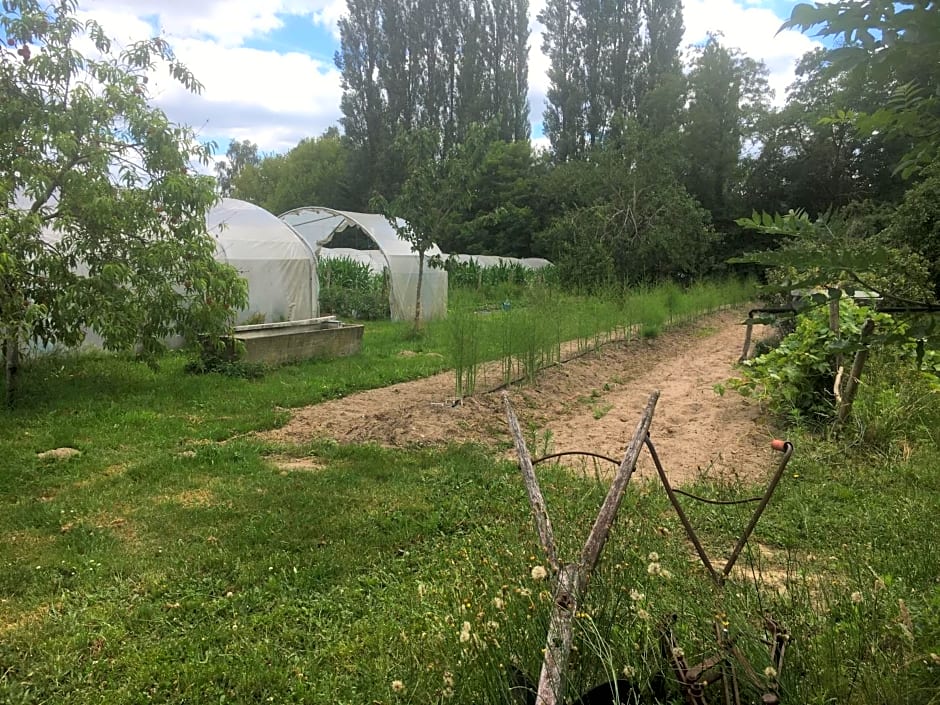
(731, 300, 938, 423)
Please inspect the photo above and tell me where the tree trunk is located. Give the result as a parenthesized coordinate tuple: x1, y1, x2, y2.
(413, 249, 425, 331)
(4, 335, 20, 408)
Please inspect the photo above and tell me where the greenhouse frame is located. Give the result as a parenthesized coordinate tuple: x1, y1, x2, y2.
(280, 206, 448, 322)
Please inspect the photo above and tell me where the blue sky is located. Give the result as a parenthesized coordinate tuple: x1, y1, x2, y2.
(76, 0, 821, 162)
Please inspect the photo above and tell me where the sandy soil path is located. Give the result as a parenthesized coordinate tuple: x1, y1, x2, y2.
(260, 308, 777, 484)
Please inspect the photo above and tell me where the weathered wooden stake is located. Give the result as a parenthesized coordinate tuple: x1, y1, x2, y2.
(503, 390, 660, 705)
(836, 318, 875, 426)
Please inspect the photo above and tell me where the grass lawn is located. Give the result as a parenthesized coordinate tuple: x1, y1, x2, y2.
(1, 291, 938, 704)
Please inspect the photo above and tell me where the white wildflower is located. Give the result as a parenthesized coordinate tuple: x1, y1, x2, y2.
(459, 621, 472, 643)
(391, 680, 405, 693)
(764, 666, 778, 679)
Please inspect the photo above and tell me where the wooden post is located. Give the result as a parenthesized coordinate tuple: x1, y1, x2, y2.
(829, 295, 843, 403)
(836, 318, 875, 425)
(503, 390, 660, 705)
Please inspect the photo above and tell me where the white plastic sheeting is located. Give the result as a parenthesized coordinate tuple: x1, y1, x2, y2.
(209, 199, 318, 324)
(280, 206, 448, 322)
(445, 254, 554, 270)
(318, 247, 387, 274)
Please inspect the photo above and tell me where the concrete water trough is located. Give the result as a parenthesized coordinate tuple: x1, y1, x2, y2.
(233, 316, 363, 365)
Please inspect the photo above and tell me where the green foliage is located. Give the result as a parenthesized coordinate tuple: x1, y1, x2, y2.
(684, 33, 771, 224)
(539, 0, 684, 159)
(444, 278, 754, 397)
(745, 48, 907, 218)
(336, 0, 529, 198)
(535, 123, 717, 290)
(734, 209, 936, 304)
(0, 0, 247, 391)
(215, 139, 260, 197)
(881, 164, 940, 297)
(781, 1, 940, 178)
(231, 128, 355, 214)
(318, 257, 389, 320)
(732, 300, 934, 421)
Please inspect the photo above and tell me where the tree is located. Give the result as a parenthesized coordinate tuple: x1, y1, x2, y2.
(539, 0, 685, 159)
(335, 0, 530, 195)
(535, 123, 715, 289)
(214, 139, 260, 196)
(683, 34, 770, 226)
(745, 48, 907, 217)
(0, 0, 247, 405)
(781, 1, 940, 178)
(372, 130, 470, 330)
(231, 128, 355, 214)
(436, 127, 542, 257)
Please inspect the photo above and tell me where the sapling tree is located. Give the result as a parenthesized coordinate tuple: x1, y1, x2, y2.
(372, 129, 471, 330)
(0, 0, 248, 405)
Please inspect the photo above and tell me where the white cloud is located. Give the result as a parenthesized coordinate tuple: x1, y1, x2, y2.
(74, 1, 344, 154)
(71, 0, 818, 155)
(683, 0, 821, 104)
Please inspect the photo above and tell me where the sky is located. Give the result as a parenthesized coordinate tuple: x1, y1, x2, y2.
(76, 0, 822, 160)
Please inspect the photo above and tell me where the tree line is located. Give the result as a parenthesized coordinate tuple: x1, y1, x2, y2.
(218, 0, 938, 300)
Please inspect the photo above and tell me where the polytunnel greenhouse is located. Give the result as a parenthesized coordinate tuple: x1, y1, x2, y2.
(280, 206, 448, 321)
(208, 198, 318, 324)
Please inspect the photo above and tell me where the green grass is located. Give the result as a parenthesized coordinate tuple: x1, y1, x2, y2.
(1, 286, 938, 704)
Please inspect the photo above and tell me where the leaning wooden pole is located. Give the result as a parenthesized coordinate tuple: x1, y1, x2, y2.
(836, 318, 875, 426)
(503, 390, 660, 705)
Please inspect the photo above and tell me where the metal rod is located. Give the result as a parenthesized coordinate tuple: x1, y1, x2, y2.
(721, 442, 794, 581)
(645, 435, 721, 586)
(532, 451, 621, 467)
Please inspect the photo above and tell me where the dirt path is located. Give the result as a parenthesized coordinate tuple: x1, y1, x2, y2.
(261, 308, 777, 484)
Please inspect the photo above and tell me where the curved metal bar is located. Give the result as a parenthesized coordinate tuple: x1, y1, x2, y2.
(532, 451, 621, 467)
(672, 489, 762, 506)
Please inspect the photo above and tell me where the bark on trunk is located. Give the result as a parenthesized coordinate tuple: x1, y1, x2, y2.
(413, 250, 425, 331)
(4, 336, 20, 408)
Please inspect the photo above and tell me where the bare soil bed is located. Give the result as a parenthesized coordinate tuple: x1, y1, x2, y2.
(261, 308, 777, 484)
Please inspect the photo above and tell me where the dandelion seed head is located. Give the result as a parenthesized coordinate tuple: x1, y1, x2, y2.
(851, 591, 863, 604)
(622, 665, 636, 679)
(391, 680, 405, 693)
(647, 562, 662, 576)
(647, 552, 659, 561)
(630, 589, 645, 602)
(637, 608, 651, 621)
(531, 565, 548, 581)
(764, 666, 778, 679)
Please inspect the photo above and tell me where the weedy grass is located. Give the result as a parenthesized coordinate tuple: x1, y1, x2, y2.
(1, 283, 937, 704)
